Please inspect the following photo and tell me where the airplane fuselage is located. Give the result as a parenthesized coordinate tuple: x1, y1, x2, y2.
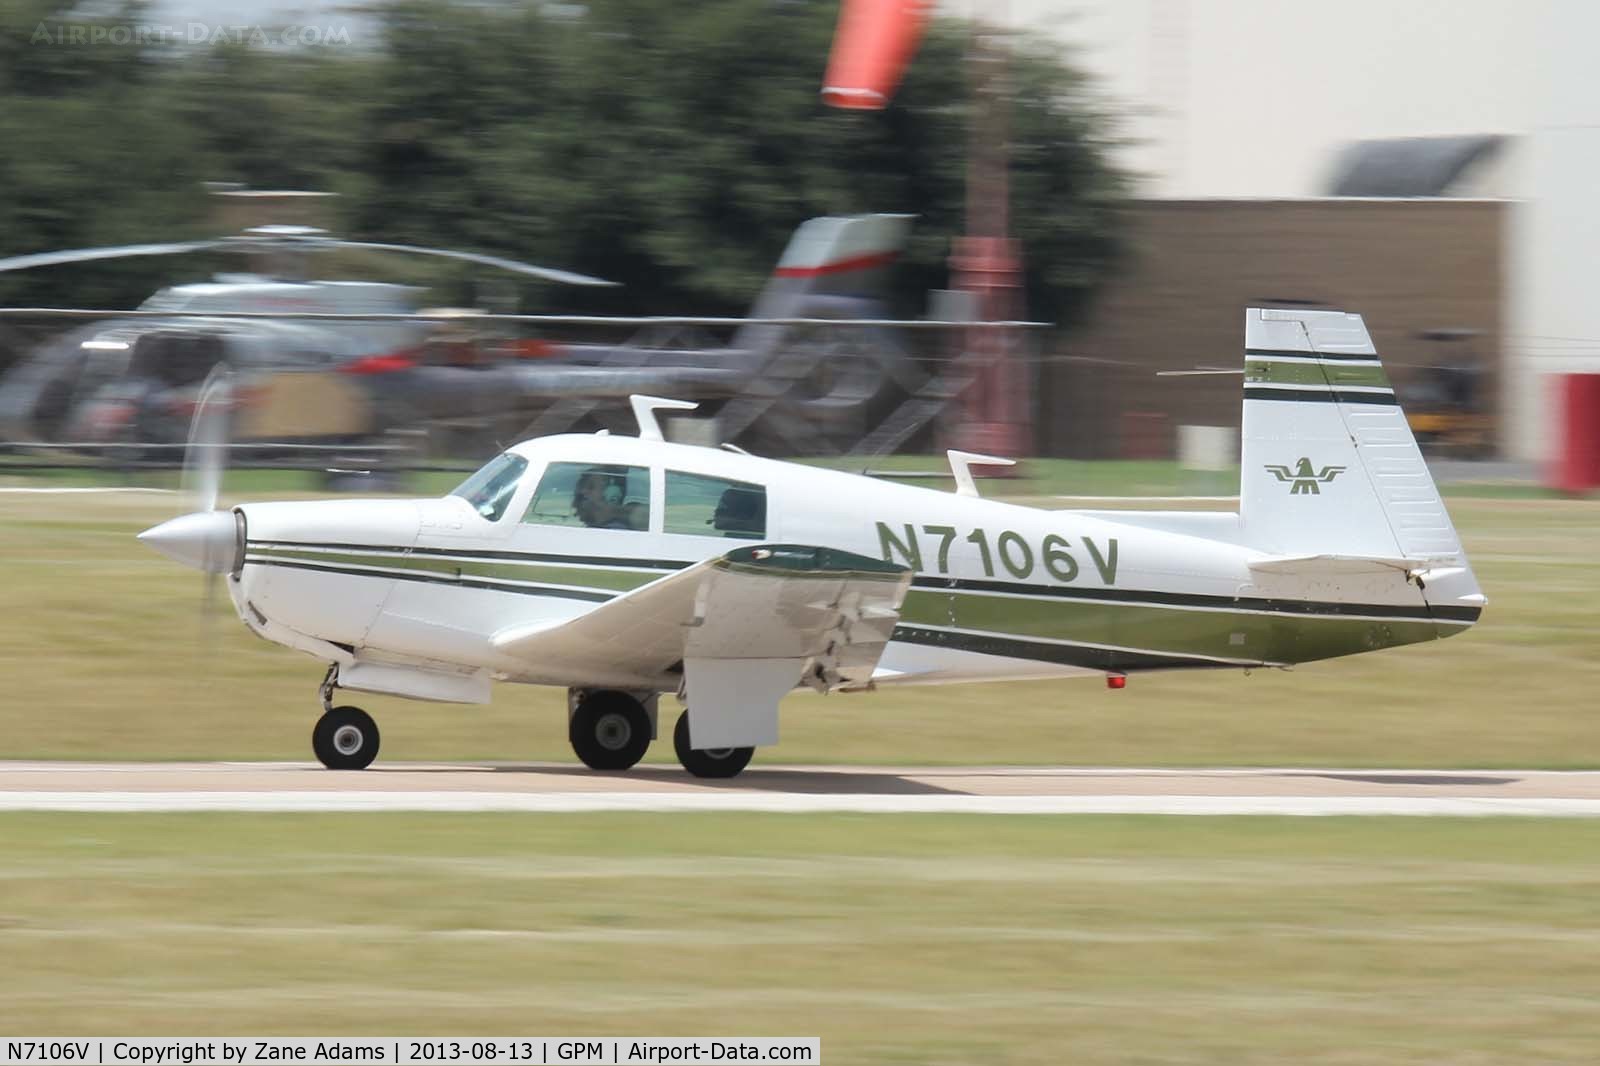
(228, 432, 1480, 702)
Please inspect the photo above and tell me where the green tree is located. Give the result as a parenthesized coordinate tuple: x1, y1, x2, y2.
(0, 1, 212, 307)
(0, 0, 1125, 324)
(352, 0, 1124, 320)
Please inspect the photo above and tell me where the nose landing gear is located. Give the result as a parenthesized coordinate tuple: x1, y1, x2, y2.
(312, 665, 380, 770)
(313, 705, 381, 770)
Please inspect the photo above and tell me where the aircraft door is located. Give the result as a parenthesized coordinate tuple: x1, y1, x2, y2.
(520, 461, 655, 537)
(492, 459, 667, 612)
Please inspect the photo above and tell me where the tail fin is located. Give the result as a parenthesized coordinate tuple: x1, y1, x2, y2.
(1239, 308, 1467, 566)
(758, 213, 910, 307)
(733, 214, 910, 353)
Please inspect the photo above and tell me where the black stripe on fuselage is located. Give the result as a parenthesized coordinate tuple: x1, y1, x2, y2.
(245, 556, 615, 602)
(892, 625, 1240, 672)
(1243, 347, 1383, 364)
(911, 575, 1480, 624)
(248, 540, 693, 572)
(1242, 387, 1399, 406)
(248, 541, 1480, 625)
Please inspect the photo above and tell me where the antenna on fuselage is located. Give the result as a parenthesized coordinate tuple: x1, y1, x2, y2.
(629, 395, 699, 441)
(946, 450, 1015, 498)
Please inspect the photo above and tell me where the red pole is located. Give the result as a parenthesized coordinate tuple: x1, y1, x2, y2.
(1550, 373, 1600, 494)
(822, 0, 1032, 461)
(949, 13, 1030, 461)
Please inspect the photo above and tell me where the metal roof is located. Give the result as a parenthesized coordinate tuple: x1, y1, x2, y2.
(1327, 135, 1506, 197)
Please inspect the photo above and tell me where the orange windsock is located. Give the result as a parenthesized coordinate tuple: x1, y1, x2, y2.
(821, 0, 932, 110)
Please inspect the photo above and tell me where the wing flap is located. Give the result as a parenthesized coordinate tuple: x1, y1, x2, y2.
(491, 546, 911, 744)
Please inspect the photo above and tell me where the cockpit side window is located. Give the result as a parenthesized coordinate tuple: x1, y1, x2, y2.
(664, 471, 766, 539)
(524, 461, 650, 531)
(449, 452, 528, 522)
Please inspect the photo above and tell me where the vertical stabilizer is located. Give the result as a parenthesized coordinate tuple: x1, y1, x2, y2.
(733, 214, 911, 353)
(1239, 308, 1465, 563)
(716, 215, 914, 448)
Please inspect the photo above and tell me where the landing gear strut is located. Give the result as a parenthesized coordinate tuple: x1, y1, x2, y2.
(312, 665, 380, 770)
(673, 712, 754, 779)
(569, 690, 653, 771)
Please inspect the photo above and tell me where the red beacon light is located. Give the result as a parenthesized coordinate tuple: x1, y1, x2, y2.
(1106, 674, 1127, 690)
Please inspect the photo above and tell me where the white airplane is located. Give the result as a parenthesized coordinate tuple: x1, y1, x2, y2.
(139, 308, 1485, 778)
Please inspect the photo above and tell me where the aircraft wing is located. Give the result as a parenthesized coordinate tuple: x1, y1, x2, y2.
(491, 545, 912, 748)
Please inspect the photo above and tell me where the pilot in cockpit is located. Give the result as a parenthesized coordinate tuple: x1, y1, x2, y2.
(573, 468, 645, 530)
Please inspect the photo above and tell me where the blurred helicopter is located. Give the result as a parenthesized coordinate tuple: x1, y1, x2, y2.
(0, 222, 614, 450)
(0, 214, 924, 458)
(410, 213, 925, 454)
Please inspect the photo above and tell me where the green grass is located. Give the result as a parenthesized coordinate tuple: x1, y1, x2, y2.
(0, 492, 1594, 766)
(2, 812, 1598, 1062)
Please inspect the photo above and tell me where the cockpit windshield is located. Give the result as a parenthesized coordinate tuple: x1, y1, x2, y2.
(449, 452, 528, 521)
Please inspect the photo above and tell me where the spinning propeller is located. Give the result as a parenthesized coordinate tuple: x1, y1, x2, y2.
(137, 368, 243, 583)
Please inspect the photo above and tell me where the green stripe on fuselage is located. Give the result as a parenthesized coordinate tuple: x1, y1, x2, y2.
(247, 546, 658, 592)
(899, 588, 1444, 665)
(1245, 359, 1391, 389)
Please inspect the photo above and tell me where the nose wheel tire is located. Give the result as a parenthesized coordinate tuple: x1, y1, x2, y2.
(313, 706, 381, 770)
(673, 712, 754, 779)
(570, 691, 653, 771)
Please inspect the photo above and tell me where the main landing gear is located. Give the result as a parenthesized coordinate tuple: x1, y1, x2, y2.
(566, 688, 756, 778)
(569, 689, 654, 771)
(673, 711, 754, 780)
(313, 666, 380, 770)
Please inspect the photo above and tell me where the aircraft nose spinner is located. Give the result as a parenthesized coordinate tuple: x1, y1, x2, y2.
(138, 510, 241, 574)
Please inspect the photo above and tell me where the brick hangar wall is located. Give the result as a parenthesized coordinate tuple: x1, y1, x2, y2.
(1037, 199, 1505, 459)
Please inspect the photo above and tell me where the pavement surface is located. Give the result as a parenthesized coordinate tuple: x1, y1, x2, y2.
(2, 762, 1599, 815)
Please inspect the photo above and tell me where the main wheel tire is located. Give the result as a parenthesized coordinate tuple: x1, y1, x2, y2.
(313, 705, 380, 770)
(570, 691, 652, 771)
(673, 712, 754, 779)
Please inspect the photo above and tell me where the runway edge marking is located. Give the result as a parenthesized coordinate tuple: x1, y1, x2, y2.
(5, 792, 1600, 816)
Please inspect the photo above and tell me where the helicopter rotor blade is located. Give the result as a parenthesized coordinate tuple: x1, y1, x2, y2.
(0, 240, 229, 274)
(330, 240, 618, 287)
(0, 234, 615, 287)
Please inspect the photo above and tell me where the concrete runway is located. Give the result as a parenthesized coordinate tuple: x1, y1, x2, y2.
(3, 762, 1599, 815)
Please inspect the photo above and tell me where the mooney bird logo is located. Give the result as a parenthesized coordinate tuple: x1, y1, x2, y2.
(1265, 457, 1346, 495)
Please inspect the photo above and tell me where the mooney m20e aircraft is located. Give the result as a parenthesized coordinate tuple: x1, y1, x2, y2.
(140, 308, 1484, 777)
